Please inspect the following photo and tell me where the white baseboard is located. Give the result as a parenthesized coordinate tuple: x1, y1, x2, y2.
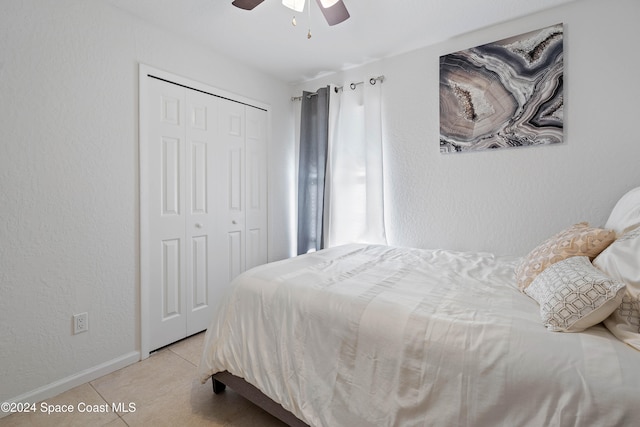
(1, 351, 140, 419)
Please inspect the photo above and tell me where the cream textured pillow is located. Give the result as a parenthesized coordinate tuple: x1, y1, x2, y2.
(516, 222, 616, 291)
(594, 226, 640, 350)
(525, 256, 626, 332)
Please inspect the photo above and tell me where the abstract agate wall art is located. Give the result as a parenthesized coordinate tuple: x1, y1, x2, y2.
(439, 23, 563, 153)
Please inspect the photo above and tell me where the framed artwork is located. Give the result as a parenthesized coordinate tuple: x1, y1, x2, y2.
(440, 23, 563, 153)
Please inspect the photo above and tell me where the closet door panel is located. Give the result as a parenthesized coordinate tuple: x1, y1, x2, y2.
(161, 137, 181, 216)
(227, 231, 243, 281)
(190, 141, 207, 213)
(161, 239, 182, 318)
(190, 235, 208, 308)
(229, 147, 243, 211)
(245, 107, 268, 270)
(218, 100, 246, 280)
(185, 90, 220, 335)
(148, 79, 188, 351)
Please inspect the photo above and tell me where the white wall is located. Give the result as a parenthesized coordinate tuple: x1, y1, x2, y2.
(295, 0, 640, 256)
(0, 0, 294, 404)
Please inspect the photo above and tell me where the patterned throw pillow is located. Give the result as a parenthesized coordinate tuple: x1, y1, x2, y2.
(525, 256, 626, 332)
(515, 222, 616, 291)
(594, 225, 640, 350)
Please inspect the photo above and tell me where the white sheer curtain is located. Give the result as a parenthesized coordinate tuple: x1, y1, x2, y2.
(323, 80, 387, 247)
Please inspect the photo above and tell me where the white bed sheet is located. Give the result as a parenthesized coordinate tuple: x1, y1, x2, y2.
(199, 244, 640, 426)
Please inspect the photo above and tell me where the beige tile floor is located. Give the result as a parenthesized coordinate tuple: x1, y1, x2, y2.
(0, 332, 286, 427)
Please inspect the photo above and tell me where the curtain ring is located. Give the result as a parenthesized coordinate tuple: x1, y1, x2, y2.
(369, 78, 377, 85)
(349, 82, 357, 90)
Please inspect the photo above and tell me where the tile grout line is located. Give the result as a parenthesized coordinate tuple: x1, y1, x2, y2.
(89, 381, 130, 426)
(167, 346, 199, 368)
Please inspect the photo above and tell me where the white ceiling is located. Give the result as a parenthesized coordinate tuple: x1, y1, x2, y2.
(105, 0, 577, 84)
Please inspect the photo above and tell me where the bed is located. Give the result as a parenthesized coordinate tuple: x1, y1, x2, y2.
(198, 187, 640, 426)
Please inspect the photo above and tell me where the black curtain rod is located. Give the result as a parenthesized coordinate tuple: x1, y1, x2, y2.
(291, 75, 385, 101)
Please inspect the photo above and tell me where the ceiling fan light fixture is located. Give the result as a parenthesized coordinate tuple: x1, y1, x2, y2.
(319, 0, 339, 7)
(282, 0, 305, 12)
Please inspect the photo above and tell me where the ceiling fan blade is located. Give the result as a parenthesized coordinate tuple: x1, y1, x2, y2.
(231, 0, 265, 11)
(315, 0, 350, 26)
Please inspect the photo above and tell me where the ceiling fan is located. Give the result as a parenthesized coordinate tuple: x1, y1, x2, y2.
(231, 0, 350, 26)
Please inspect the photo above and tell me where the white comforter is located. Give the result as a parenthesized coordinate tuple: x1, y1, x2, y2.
(199, 244, 640, 426)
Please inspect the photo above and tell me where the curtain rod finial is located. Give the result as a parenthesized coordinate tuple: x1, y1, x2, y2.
(369, 75, 385, 85)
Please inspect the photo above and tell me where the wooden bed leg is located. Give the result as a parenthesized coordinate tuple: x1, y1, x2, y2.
(212, 378, 227, 394)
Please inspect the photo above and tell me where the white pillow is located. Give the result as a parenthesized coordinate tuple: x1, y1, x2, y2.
(605, 186, 640, 234)
(594, 226, 640, 350)
(525, 256, 626, 332)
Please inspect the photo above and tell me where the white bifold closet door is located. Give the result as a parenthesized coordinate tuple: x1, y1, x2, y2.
(145, 76, 267, 351)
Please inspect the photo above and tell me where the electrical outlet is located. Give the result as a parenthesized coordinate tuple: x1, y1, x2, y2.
(73, 312, 88, 334)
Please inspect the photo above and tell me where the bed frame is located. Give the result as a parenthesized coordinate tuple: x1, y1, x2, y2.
(211, 371, 310, 427)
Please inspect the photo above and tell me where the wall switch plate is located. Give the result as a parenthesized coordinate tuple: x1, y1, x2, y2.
(73, 312, 88, 334)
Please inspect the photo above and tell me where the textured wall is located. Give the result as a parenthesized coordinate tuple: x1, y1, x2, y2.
(0, 0, 293, 403)
(296, 0, 640, 256)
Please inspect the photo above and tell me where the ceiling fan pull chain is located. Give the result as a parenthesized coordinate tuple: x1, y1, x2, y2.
(307, 0, 312, 38)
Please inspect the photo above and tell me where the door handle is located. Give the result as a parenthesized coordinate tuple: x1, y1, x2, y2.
(232, 220, 237, 225)
(195, 223, 203, 228)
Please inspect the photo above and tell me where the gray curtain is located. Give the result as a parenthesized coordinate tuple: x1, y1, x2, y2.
(297, 86, 330, 255)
